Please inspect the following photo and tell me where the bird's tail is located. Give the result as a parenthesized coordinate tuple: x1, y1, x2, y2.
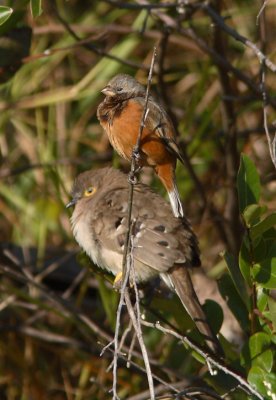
(168, 180, 184, 218)
(168, 266, 224, 356)
(155, 164, 184, 218)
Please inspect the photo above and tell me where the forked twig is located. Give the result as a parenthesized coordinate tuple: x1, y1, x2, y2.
(260, 61, 276, 170)
(141, 320, 263, 400)
(108, 48, 157, 400)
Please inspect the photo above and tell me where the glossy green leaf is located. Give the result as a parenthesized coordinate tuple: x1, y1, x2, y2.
(249, 333, 273, 372)
(203, 299, 223, 334)
(223, 251, 250, 309)
(30, 0, 42, 17)
(251, 212, 276, 241)
(267, 240, 276, 257)
(248, 366, 276, 398)
(257, 288, 268, 312)
(251, 237, 267, 263)
(243, 204, 266, 227)
(218, 273, 249, 332)
(267, 297, 276, 331)
(237, 154, 261, 214)
(252, 258, 276, 289)
(0, 6, 13, 25)
(239, 239, 251, 286)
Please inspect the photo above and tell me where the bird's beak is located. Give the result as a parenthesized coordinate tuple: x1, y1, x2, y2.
(101, 86, 116, 97)
(66, 198, 77, 209)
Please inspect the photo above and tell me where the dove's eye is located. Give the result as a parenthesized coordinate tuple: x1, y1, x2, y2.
(84, 187, 96, 197)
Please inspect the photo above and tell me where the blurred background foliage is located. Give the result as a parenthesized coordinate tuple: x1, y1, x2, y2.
(0, 0, 275, 399)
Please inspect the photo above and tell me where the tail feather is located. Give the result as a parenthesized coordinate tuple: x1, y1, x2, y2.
(168, 182, 184, 218)
(168, 266, 224, 356)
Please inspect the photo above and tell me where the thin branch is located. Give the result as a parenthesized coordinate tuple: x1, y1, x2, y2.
(125, 290, 155, 399)
(118, 319, 133, 354)
(256, 0, 270, 24)
(212, 0, 241, 256)
(126, 0, 276, 73)
(258, 3, 276, 169)
(0, 250, 184, 383)
(136, 0, 276, 108)
(104, 48, 157, 399)
(103, 345, 182, 395)
(198, 2, 276, 73)
(104, 0, 178, 10)
(113, 236, 132, 399)
(51, 2, 146, 71)
(119, 48, 157, 400)
(141, 320, 264, 400)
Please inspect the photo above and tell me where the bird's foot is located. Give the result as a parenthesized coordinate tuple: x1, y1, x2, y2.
(132, 146, 141, 162)
(113, 271, 123, 290)
(113, 271, 135, 290)
(128, 171, 138, 185)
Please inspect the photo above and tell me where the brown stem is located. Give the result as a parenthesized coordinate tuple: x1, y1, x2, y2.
(212, 0, 242, 256)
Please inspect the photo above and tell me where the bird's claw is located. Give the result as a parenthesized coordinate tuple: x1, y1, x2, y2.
(132, 147, 141, 162)
(128, 172, 138, 185)
(113, 271, 123, 290)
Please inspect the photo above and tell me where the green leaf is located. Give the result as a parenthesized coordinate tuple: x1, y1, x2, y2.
(257, 288, 268, 312)
(252, 237, 267, 263)
(237, 154, 261, 213)
(251, 213, 276, 241)
(30, 0, 42, 18)
(203, 299, 223, 334)
(243, 204, 266, 227)
(222, 251, 250, 309)
(97, 277, 118, 330)
(248, 366, 276, 398)
(267, 297, 276, 331)
(218, 273, 249, 333)
(249, 333, 273, 372)
(252, 258, 276, 289)
(0, 6, 13, 25)
(239, 239, 251, 286)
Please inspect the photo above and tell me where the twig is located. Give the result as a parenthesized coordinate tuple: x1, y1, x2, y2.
(175, 387, 224, 400)
(125, 290, 155, 399)
(212, 0, 241, 256)
(113, 236, 132, 400)
(262, 77, 276, 169)
(127, 379, 193, 400)
(141, 320, 264, 400)
(0, 250, 183, 383)
(258, 4, 276, 169)
(118, 319, 133, 354)
(119, 48, 157, 400)
(127, 331, 137, 368)
(155, 26, 231, 249)
(136, 0, 276, 108)
(133, 48, 157, 162)
(256, 0, 269, 24)
(105, 48, 157, 399)
(103, 345, 182, 395)
(51, 2, 146, 71)
(198, 2, 276, 73)
(130, 235, 155, 399)
(104, 0, 178, 10)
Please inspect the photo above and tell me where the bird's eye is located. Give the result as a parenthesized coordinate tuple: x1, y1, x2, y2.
(117, 87, 123, 92)
(84, 187, 96, 197)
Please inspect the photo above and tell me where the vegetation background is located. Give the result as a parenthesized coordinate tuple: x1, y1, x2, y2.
(0, 0, 275, 399)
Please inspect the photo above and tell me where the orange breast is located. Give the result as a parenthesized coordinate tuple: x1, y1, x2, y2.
(105, 100, 175, 167)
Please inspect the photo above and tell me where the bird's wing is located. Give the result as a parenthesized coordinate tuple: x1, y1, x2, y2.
(91, 186, 196, 281)
(135, 97, 185, 164)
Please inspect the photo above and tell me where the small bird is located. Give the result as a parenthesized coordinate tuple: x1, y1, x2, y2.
(97, 74, 185, 218)
(67, 167, 223, 356)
